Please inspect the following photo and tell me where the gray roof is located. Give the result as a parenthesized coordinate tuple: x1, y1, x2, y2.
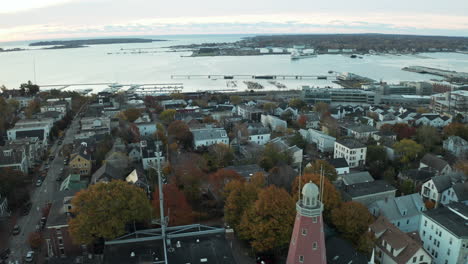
(423, 202, 468, 238)
(420, 153, 449, 172)
(326, 236, 369, 264)
(431, 175, 453, 192)
(46, 190, 78, 228)
(342, 180, 396, 198)
(191, 128, 227, 141)
(399, 168, 436, 182)
(451, 182, 468, 201)
(444, 136, 468, 146)
(91, 163, 125, 184)
(343, 171, 374, 185)
(328, 158, 349, 169)
(0, 148, 24, 165)
(336, 138, 366, 149)
(369, 194, 425, 221)
(347, 124, 378, 133)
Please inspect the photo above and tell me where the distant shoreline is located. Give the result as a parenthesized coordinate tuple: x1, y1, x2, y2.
(29, 38, 166, 46)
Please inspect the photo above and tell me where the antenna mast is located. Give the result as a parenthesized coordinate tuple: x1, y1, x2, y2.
(298, 162, 302, 202)
(319, 165, 325, 203)
(156, 143, 168, 263)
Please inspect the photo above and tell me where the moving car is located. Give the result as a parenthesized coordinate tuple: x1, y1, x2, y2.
(35, 179, 43, 187)
(12, 225, 20, 235)
(25, 251, 34, 262)
(21, 202, 32, 216)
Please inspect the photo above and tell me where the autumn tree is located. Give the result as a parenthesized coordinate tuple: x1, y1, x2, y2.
(229, 95, 241, 105)
(152, 183, 194, 226)
(0, 168, 30, 209)
(297, 115, 307, 128)
(393, 139, 424, 165)
(443, 123, 468, 140)
(391, 123, 416, 140)
(238, 185, 295, 253)
(289, 98, 306, 110)
(120, 108, 142, 122)
(203, 144, 235, 171)
(24, 99, 41, 118)
(69, 181, 152, 245)
(415, 125, 441, 151)
(28, 232, 42, 249)
(167, 120, 193, 150)
(314, 102, 329, 115)
(331, 201, 374, 244)
(321, 113, 339, 137)
(454, 160, 468, 176)
(159, 109, 177, 125)
(416, 107, 430, 114)
(304, 160, 338, 181)
(291, 173, 341, 219)
(263, 102, 277, 114)
(172, 153, 207, 202)
(19, 80, 40, 95)
(224, 173, 265, 230)
(170, 92, 186, 100)
(208, 169, 243, 199)
(259, 143, 293, 171)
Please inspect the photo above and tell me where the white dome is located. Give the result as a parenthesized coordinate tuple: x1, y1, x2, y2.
(302, 181, 319, 199)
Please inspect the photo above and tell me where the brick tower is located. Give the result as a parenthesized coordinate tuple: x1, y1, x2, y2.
(286, 181, 326, 264)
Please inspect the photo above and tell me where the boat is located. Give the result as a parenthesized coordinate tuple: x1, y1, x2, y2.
(290, 49, 317, 60)
(350, 54, 357, 58)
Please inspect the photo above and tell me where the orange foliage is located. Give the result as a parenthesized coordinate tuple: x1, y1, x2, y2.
(152, 183, 194, 226)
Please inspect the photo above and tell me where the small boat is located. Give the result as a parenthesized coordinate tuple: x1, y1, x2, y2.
(290, 49, 317, 60)
(350, 54, 357, 58)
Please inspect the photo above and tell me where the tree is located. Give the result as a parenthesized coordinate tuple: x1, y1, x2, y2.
(208, 169, 242, 198)
(321, 113, 339, 137)
(331, 201, 374, 244)
(391, 123, 416, 140)
(120, 108, 141, 122)
(263, 102, 277, 114)
(297, 115, 307, 128)
(152, 183, 194, 226)
(366, 145, 388, 178)
(94, 135, 113, 166)
(24, 99, 41, 118)
(304, 160, 338, 181)
(399, 180, 415, 195)
(238, 185, 295, 253)
(28, 232, 42, 249)
(454, 160, 468, 176)
(289, 98, 306, 110)
(167, 120, 193, 150)
(287, 132, 307, 149)
(224, 174, 265, 230)
(415, 125, 440, 151)
(443, 123, 468, 140)
(393, 139, 424, 165)
(203, 144, 235, 171)
(19, 80, 40, 95)
(229, 95, 241, 105)
(259, 143, 293, 171)
(416, 107, 430, 114)
(69, 181, 152, 245)
(172, 153, 207, 202)
(291, 173, 341, 219)
(0, 168, 30, 209)
(159, 109, 177, 125)
(383, 167, 396, 185)
(314, 102, 329, 115)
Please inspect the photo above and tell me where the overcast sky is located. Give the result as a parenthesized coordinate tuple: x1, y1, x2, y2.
(1, 0, 468, 41)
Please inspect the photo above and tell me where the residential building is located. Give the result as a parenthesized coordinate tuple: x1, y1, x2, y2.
(419, 203, 468, 264)
(333, 139, 367, 168)
(370, 216, 431, 264)
(261, 114, 287, 132)
(141, 147, 165, 170)
(419, 154, 452, 176)
(80, 117, 111, 134)
(275, 106, 298, 118)
(0, 147, 28, 174)
(443, 136, 468, 159)
(326, 236, 370, 264)
(237, 105, 263, 121)
(269, 137, 303, 165)
(60, 174, 87, 191)
(160, 99, 187, 110)
(69, 148, 92, 176)
(0, 195, 9, 218)
(341, 171, 374, 186)
(11, 96, 34, 108)
(328, 158, 349, 175)
(340, 180, 397, 206)
(40, 100, 69, 113)
(190, 126, 229, 148)
(5, 137, 41, 168)
(398, 168, 436, 193)
(45, 190, 84, 258)
(300, 129, 336, 152)
(440, 182, 468, 206)
(247, 124, 270, 145)
(287, 182, 327, 264)
(431, 90, 468, 113)
(134, 115, 157, 137)
(340, 124, 379, 140)
(369, 194, 426, 232)
(420, 175, 453, 206)
(414, 113, 451, 127)
(91, 162, 126, 184)
(299, 112, 321, 129)
(7, 118, 54, 145)
(125, 169, 150, 194)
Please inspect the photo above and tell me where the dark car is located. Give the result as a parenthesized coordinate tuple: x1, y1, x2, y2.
(0, 248, 10, 260)
(21, 202, 32, 216)
(256, 254, 275, 264)
(12, 225, 20, 235)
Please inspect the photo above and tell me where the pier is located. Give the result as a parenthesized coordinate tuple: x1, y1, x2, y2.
(170, 74, 336, 80)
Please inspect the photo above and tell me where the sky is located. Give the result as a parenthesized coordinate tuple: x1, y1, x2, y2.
(1, 0, 468, 42)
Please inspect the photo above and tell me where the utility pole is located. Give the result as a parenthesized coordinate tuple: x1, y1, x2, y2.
(155, 144, 168, 264)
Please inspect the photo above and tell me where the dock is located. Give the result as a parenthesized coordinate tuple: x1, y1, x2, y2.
(170, 74, 336, 80)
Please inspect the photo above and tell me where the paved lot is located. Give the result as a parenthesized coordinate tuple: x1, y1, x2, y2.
(7, 115, 81, 263)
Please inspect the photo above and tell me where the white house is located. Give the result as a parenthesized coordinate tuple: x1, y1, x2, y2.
(443, 136, 468, 159)
(261, 114, 287, 132)
(419, 154, 452, 176)
(7, 118, 54, 145)
(274, 106, 298, 118)
(371, 216, 432, 264)
(40, 100, 69, 113)
(414, 113, 451, 128)
(420, 175, 453, 206)
(333, 139, 367, 168)
(269, 137, 303, 165)
(299, 128, 336, 152)
(0, 147, 28, 174)
(440, 182, 468, 206)
(328, 158, 349, 175)
(247, 125, 270, 145)
(5, 137, 41, 169)
(134, 115, 157, 137)
(419, 203, 468, 264)
(342, 124, 379, 140)
(191, 126, 229, 148)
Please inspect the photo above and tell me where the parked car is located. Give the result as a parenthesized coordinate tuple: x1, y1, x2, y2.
(40, 217, 47, 229)
(25, 251, 34, 262)
(35, 179, 43, 187)
(0, 248, 10, 261)
(21, 202, 32, 216)
(56, 175, 62, 182)
(12, 225, 20, 235)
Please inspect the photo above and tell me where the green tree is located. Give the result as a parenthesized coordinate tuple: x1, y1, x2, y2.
(0, 168, 30, 209)
(331, 201, 374, 244)
(229, 95, 242, 105)
(289, 98, 306, 110)
(238, 185, 295, 253)
(313, 102, 329, 115)
(393, 139, 424, 165)
(159, 109, 177, 125)
(287, 132, 307, 149)
(259, 143, 293, 171)
(443, 123, 468, 140)
(399, 180, 415, 195)
(383, 167, 396, 185)
(19, 80, 40, 95)
(304, 160, 338, 181)
(366, 145, 388, 178)
(167, 120, 193, 150)
(262, 102, 277, 114)
(415, 125, 440, 151)
(120, 108, 141, 122)
(69, 181, 152, 245)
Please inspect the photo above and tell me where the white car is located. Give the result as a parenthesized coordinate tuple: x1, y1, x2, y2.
(25, 251, 34, 262)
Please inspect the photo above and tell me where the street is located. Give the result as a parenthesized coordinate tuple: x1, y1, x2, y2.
(7, 114, 81, 263)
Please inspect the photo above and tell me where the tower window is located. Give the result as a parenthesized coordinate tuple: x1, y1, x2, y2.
(313, 216, 317, 223)
(302, 228, 307, 236)
(313, 242, 317, 250)
(299, 256, 304, 263)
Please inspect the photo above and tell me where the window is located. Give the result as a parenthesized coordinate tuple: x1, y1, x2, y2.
(447, 249, 450, 256)
(299, 256, 304, 263)
(58, 237, 63, 245)
(412, 257, 416, 263)
(407, 219, 410, 224)
(60, 247, 65, 256)
(423, 231, 426, 236)
(449, 238, 452, 245)
(420, 255, 424, 261)
(313, 242, 317, 250)
(424, 220, 427, 227)
(302, 228, 307, 236)
(429, 235, 432, 240)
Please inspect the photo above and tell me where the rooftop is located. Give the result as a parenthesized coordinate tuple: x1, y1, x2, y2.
(342, 171, 374, 185)
(342, 180, 396, 198)
(423, 202, 468, 238)
(336, 138, 366, 149)
(328, 158, 349, 169)
(369, 193, 425, 221)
